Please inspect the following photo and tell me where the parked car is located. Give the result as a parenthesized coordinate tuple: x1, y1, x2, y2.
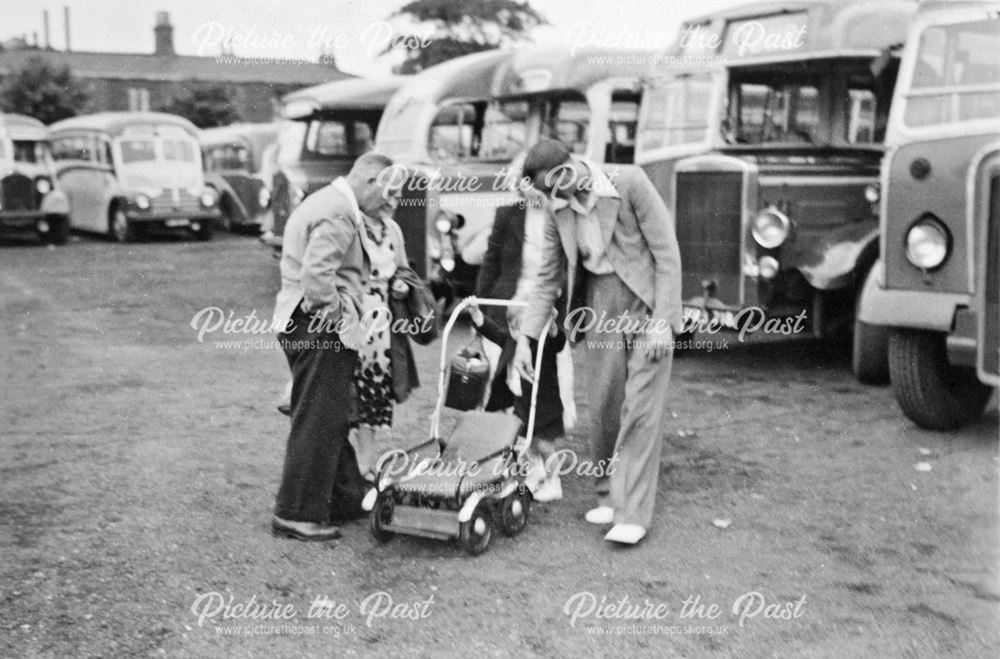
(858, 2, 1000, 430)
(0, 113, 71, 245)
(49, 112, 221, 242)
(635, 0, 916, 380)
(200, 123, 278, 234)
(260, 77, 403, 252)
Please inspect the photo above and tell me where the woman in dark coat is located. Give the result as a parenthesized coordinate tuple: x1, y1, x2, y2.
(470, 196, 572, 502)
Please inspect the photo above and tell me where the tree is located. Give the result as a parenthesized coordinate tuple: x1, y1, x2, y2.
(0, 56, 90, 124)
(386, 0, 547, 74)
(159, 85, 240, 128)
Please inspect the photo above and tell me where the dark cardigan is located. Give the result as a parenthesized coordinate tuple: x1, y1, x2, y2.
(475, 203, 567, 439)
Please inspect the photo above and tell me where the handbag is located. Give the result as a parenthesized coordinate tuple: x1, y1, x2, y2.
(390, 266, 439, 346)
(444, 339, 490, 411)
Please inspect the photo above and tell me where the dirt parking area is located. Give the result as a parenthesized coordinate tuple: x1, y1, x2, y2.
(1, 232, 997, 658)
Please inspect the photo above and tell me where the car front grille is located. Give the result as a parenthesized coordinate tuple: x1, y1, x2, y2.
(1, 174, 37, 212)
(149, 188, 203, 216)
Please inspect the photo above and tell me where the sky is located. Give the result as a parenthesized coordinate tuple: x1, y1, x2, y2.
(0, 0, 745, 76)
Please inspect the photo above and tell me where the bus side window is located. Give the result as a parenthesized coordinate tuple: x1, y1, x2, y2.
(606, 95, 639, 164)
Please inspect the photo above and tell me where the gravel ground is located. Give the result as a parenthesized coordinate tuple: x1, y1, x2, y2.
(1, 231, 997, 658)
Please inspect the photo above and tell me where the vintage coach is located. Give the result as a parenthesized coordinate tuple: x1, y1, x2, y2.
(636, 0, 916, 380)
(859, 1, 999, 430)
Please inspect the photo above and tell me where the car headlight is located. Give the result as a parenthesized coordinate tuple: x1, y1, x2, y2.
(200, 190, 217, 207)
(135, 193, 151, 210)
(258, 187, 271, 209)
(440, 256, 456, 272)
(905, 215, 950, 270)
(864, 184, 880, 204)
(36, 178, 52, 194)
(751, 207, 790, 249)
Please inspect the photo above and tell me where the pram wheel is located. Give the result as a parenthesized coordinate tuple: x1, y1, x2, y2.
(498, 485, 531, 537)
(369, 492, 395, 543)
(459, 502, 493, 555)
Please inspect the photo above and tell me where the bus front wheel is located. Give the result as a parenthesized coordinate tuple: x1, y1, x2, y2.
(888, 329, 993, 431)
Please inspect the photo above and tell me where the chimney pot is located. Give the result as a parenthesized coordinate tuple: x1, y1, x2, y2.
(154, 11, 174, 56)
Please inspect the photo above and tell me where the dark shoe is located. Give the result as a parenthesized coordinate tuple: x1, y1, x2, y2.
(271, 517, 341, 541)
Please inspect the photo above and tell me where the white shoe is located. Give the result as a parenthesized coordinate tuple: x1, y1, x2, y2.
(584, 505, 614, 525)
(532, 475, 563, 502)
(523, 453, 546, 490)
(604, 524, 647, 545)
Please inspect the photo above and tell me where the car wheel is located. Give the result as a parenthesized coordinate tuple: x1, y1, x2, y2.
(888, 329, 993, 431)
(459, 502, 493, 555)
(498, 485, 531, 537)
(42, 214, 70, 245)
(852, 272, 889, 384)
(369, 491, 395, 544)
(110, 207, 137, 243)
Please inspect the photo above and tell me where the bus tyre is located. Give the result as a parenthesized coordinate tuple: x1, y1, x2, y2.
(110, 208, 137, 243)
(888, 329, 993, 431)
(43, 214, 70, 246)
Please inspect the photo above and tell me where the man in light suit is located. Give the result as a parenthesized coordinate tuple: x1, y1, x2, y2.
(271, 152, 400, 541)
(512, 139, 683, 545)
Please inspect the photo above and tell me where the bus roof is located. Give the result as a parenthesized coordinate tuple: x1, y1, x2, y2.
(672, 0, 917, 61)
(394, 49, 514, 105)
(199, 122, 278, 148)
(0, 113, 47, 140)
(375, 49, 515, 163)
(49, 111, 200, 138)
(281, 77, 405, 115)
(491, 47, 655, 97)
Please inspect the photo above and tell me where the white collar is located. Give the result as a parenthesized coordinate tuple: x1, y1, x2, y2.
(552, 159, 619, 215)
(331, 177, 363, 226)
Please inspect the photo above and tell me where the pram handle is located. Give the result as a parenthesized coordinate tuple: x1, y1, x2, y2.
(430, 296, 555, 449)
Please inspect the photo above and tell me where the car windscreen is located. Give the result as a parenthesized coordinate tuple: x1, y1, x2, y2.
(12, 140, 49, 164)
(119, 139, 157, 164)
(205, 144, 251, 171)
(162, 139, 198, 163)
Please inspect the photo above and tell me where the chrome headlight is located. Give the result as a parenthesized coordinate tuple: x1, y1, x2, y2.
(440, 256, 456, 272)
(36, 178, 52, 194)
(751, 207, 791, 249)
(135, 193, 151, 210)
(258, 186, 271, 209)
(200, 189, 217, 207)
(864, 184, 880, 204)
(905, 215, 950, 270)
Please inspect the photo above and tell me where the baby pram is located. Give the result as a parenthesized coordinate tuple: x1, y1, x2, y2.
(361, 297, 555, 554)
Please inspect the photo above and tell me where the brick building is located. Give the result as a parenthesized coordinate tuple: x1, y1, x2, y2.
(0, 12, 350, 123)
